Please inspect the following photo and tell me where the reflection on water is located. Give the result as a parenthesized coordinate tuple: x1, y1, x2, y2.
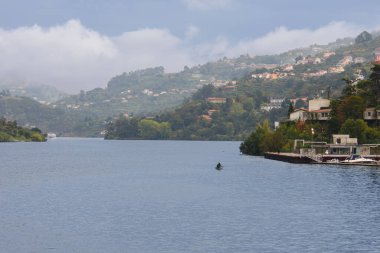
(1, 138, 380, 252)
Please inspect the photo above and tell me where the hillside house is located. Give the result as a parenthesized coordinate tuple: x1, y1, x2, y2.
(374, 48, 380, 63)
(363, 108, 380, 120)
(207, 109, 219, 116)
(282, 64, 294, 71)
(337, 56, 353, 67)
(308, 98, 330, 111)
(221, 85, 237, 92)
(207, 97, 226, 104)
(354, 57, 366, 64)
(212, 80, 228, 87)
(303, 70, 327, 78)
(289, 109, 309, 121)
(328, 66, 345, 73)
(261, 98, 285, 111)
(289, 98, 331, 121)
(323, 51, 335, 59)
(200, 115, 212, 122)
(309, 108, 331, 121)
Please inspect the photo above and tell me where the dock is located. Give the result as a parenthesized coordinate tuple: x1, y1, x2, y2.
(264, 152, 380, 167)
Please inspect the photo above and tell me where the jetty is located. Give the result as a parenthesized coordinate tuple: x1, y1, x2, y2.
(264, 152, 380, 166)
(264, 134, 380, 166)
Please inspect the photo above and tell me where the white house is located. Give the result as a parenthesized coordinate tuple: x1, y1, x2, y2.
(289, 109, 309, 121)
(289, 98, 331, 121)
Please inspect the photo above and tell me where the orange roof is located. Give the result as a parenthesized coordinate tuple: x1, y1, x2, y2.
(207, 97, 226, 103)
(200, 115, 212, 122)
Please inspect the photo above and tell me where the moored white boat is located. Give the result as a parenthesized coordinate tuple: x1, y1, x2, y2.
(341, 155, 378, 165)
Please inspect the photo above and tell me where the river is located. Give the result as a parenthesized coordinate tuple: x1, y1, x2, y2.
(1, 138, 380, 252)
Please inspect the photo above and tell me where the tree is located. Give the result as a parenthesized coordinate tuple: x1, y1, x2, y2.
(341, 77, 356, 97)
(138, 119, 161, 139)
(138, 119, 171, 139)
(356, 79, 376, 107)
(369, 64, 380, 107)
(340, 119, 368, 143)
(240, 120, 271, 155)
(261, 131, 286, 153)
(287, 102, 294, 117)
(295, 99, 307, 109)
(336, 96, 366, 124)
(192, 84, 216, 100)
(295, 56, 303, 63)
(327, 99, 341, 136)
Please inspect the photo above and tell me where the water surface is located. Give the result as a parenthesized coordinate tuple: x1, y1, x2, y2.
(1, 138, 380, 252)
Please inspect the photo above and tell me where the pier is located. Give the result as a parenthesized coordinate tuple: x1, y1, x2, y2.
(264, 152, 380, 166)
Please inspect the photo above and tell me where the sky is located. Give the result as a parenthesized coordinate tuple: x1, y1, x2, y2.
(0, 0, 379, 93)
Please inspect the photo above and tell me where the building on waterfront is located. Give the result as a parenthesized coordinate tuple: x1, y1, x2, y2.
(296, 134, 380, 156)
(295, 134, 380, 156)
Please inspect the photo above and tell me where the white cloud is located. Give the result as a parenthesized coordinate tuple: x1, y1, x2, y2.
(183, 0, 232, 10)
(114, 28, 191, 73)
(0, 21, 192, 93)
(185, 25, 200, 40)
(0, 20, 374, 93)
(226, 21, 365, 56)
(0, 20, 118, 92)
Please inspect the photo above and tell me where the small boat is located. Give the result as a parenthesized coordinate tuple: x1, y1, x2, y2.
(47, 133, 57, 139)
(326, 158, 340, 163)
(341, 154, 378, 165)
(215, 162, 223, 170)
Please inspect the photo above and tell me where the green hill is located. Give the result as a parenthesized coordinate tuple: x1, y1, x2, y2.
(0, 95, 104, 137)
(1, 31, 379, 137)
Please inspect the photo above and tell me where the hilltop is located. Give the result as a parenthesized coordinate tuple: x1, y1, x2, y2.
(0, 94, 104, 137)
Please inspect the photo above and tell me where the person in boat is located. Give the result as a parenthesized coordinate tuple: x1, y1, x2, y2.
(216, 162, 223, 170)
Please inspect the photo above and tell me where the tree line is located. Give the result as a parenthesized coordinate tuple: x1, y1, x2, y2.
(0, 117, 46, 142)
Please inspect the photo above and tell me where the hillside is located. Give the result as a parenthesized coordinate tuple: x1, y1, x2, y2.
(105, 32, 380, 140)
(0, 95, 104, 137)
(52, 34, 360, 120)
(0, 84, 67, 103)
(0, 31, 378, 137)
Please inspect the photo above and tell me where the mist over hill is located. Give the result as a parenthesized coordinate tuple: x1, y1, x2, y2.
(0, 31, 379, 137)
